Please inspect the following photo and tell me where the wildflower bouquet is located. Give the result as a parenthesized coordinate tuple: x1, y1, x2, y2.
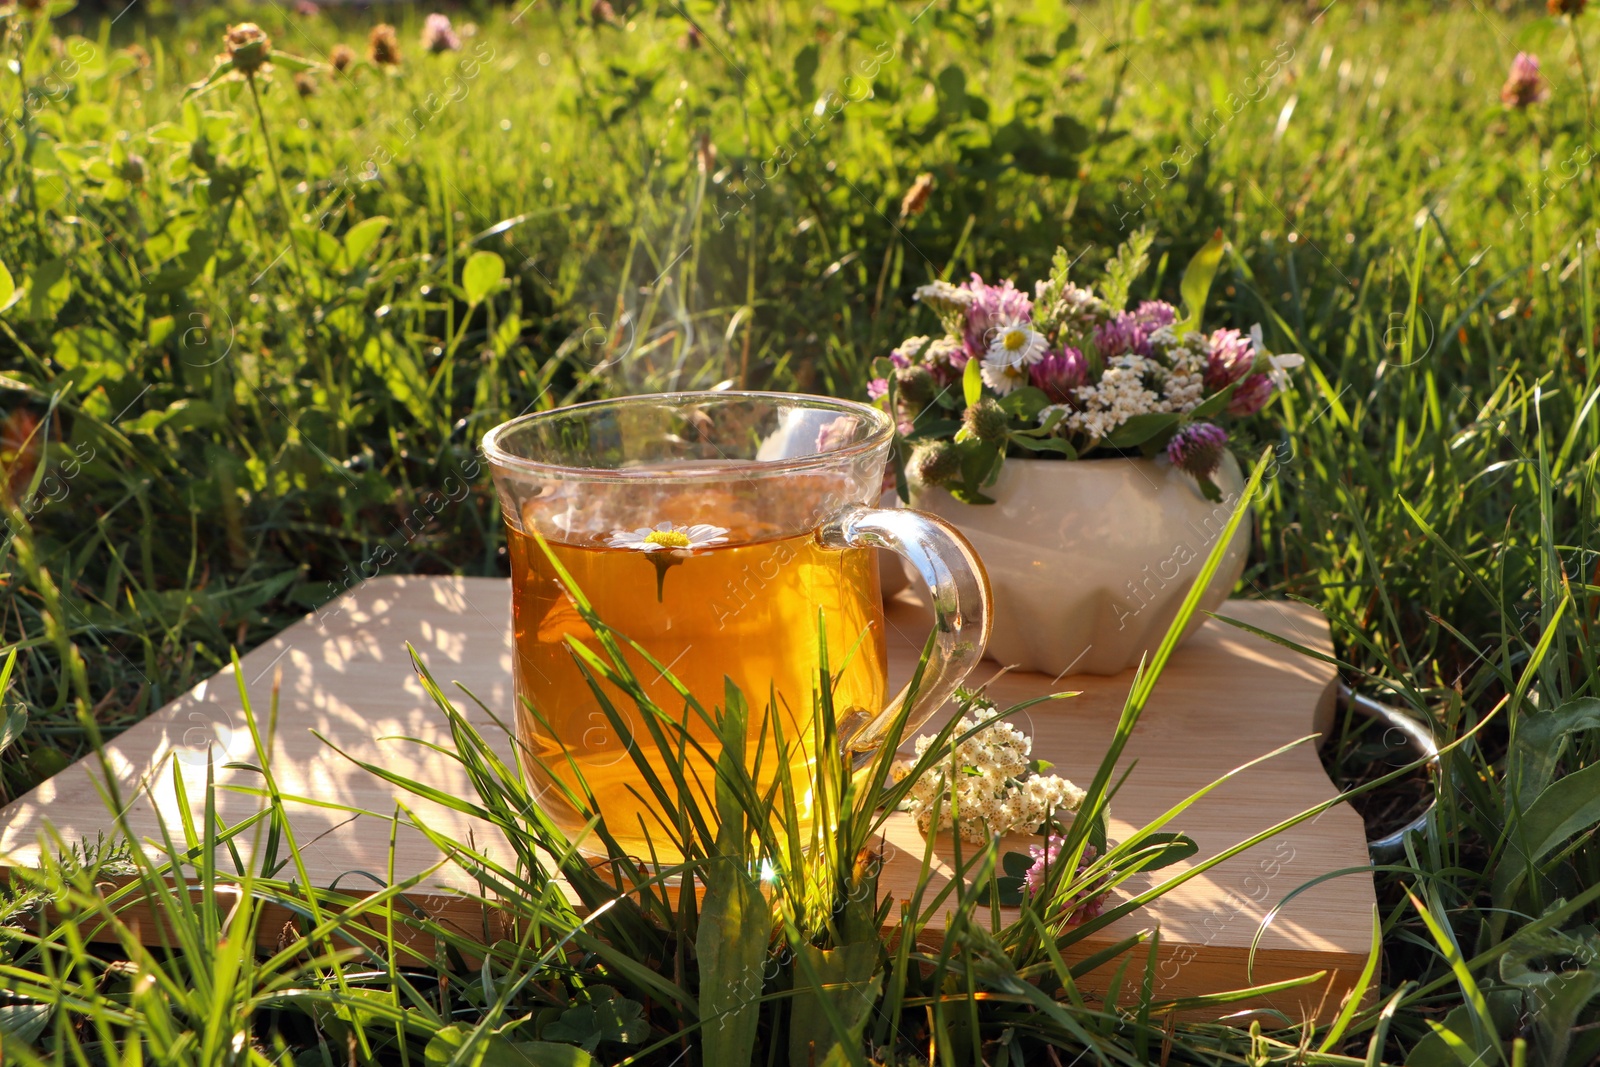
(873, 230, 1302, 503)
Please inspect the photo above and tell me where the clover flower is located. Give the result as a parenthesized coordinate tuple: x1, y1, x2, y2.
(960, 274, 1033, 361)
(1029, 348, 1086, 403)
(904, 713, 1087, 842)
(421, 13, 461, 54)
(223, 23, 272, 76)
(867, 377, 889, 400)
(1132, 300, 1178, 330)
(368, 24, 402, 66)
(330, 43, 356, 73)
(1228, 374, 1274, 416)
(895, 364, 938, 408)
(1024, 837, 1109, 924)
(1166, 422, 1229, 478)
(1204, 326, 1255, 390)
(1502, 52, 1549, 109)
(910, 440, 962, 486)
(1093, 312, 1154, 359)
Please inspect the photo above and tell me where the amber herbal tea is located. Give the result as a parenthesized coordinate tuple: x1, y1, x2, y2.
(507, 523, 886, 861)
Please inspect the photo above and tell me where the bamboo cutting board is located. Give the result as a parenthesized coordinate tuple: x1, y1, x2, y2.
(0, 575, 1374, 1023)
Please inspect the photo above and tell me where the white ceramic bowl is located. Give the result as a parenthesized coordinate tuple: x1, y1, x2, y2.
(905, 454, 1250, 676)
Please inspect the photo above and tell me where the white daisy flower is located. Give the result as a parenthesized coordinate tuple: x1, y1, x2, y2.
(606, 521, 729, 553)
(980, 350, 1031, 395)
(985, 322, 1048, 365)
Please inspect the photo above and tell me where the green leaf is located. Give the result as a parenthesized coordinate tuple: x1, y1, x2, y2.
(962, 353, 982, 407)
(1104, 412, 1179, 448)
(343, 216, 391, 264)
(125, 398, 223, 434)
(1509, 698, 1600, 811)
(1178, 229, 1226, 333)
(462, 250, 505, 306)
(0, 699, 27, 758)
(0, 1001, 51, 1046)
(996, 385, 1049, 421)
(540, 990, 649, 1053)
(1098, 228, 1153, 310)
(25, 259, 71, 322)
(788, 940, 882, 1067)
(0, 259, 16, 313)
(1497, 760, 1600, 901)
(1009, 435, 1076, 455)
(696, 684, 769, 1066)
(794, 43, 819, 102)
(424, 1025, 595, 1067)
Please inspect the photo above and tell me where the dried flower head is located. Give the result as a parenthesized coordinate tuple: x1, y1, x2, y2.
(910, 440, 962, 487)
(1550, 0, 1586, 15)
(894, 363, 938, 408)
(682, 24, 703, 50)
(962, 398, 1010, 445)
(591, 0, 618, 24)
(368, 24, 402, 66)
(118, 153, 147, 184)
(294, 71, 317, 96)
(223, 23, 272, 76)
(330, 43, 357, 73)
(1501, 52, 1549, 109)
(420, 13, 461, 54)
(900, 172, 935, 219)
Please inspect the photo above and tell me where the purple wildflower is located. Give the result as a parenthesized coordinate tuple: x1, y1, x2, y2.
(1023, 837, 1106, 924)
(815, 415, 858, 454)
(1228, 374, 1275, 416)
(1094, 312, 1152, 358)
(1132, 300, 1177, 330)
(421, 13, 461, 53)
(960, 273, 1032, 361)
(867, 377, 889, 401)
(1204, 327, 1255, 390)
(1502, 53, 1549, 109)
(1029, 347, 1087, 403)
(1166, 422, 1230, 478)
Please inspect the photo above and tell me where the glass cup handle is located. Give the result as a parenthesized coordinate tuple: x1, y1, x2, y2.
(816, 504, 992, 765)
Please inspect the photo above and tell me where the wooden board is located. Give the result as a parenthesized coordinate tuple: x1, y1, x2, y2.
(0, 575, 1374, 1023)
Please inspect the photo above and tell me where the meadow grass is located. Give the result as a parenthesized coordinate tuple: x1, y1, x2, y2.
(0, 0, 1597, 1062)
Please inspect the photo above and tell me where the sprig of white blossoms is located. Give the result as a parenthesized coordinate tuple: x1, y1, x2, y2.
(1039, 330, 1210, 442)
(903, 713, 1087, 842)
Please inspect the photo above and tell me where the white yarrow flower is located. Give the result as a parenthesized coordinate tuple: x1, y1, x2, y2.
(913, 280, 975, 309)
(903, 711, 1086, 842)
(606, 521, 730, 553)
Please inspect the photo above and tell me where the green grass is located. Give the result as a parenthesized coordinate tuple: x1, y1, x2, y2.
(0, 0, 1597, 1062)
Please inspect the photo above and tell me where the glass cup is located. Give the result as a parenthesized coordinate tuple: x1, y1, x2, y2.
(483, 391, 990, 861)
